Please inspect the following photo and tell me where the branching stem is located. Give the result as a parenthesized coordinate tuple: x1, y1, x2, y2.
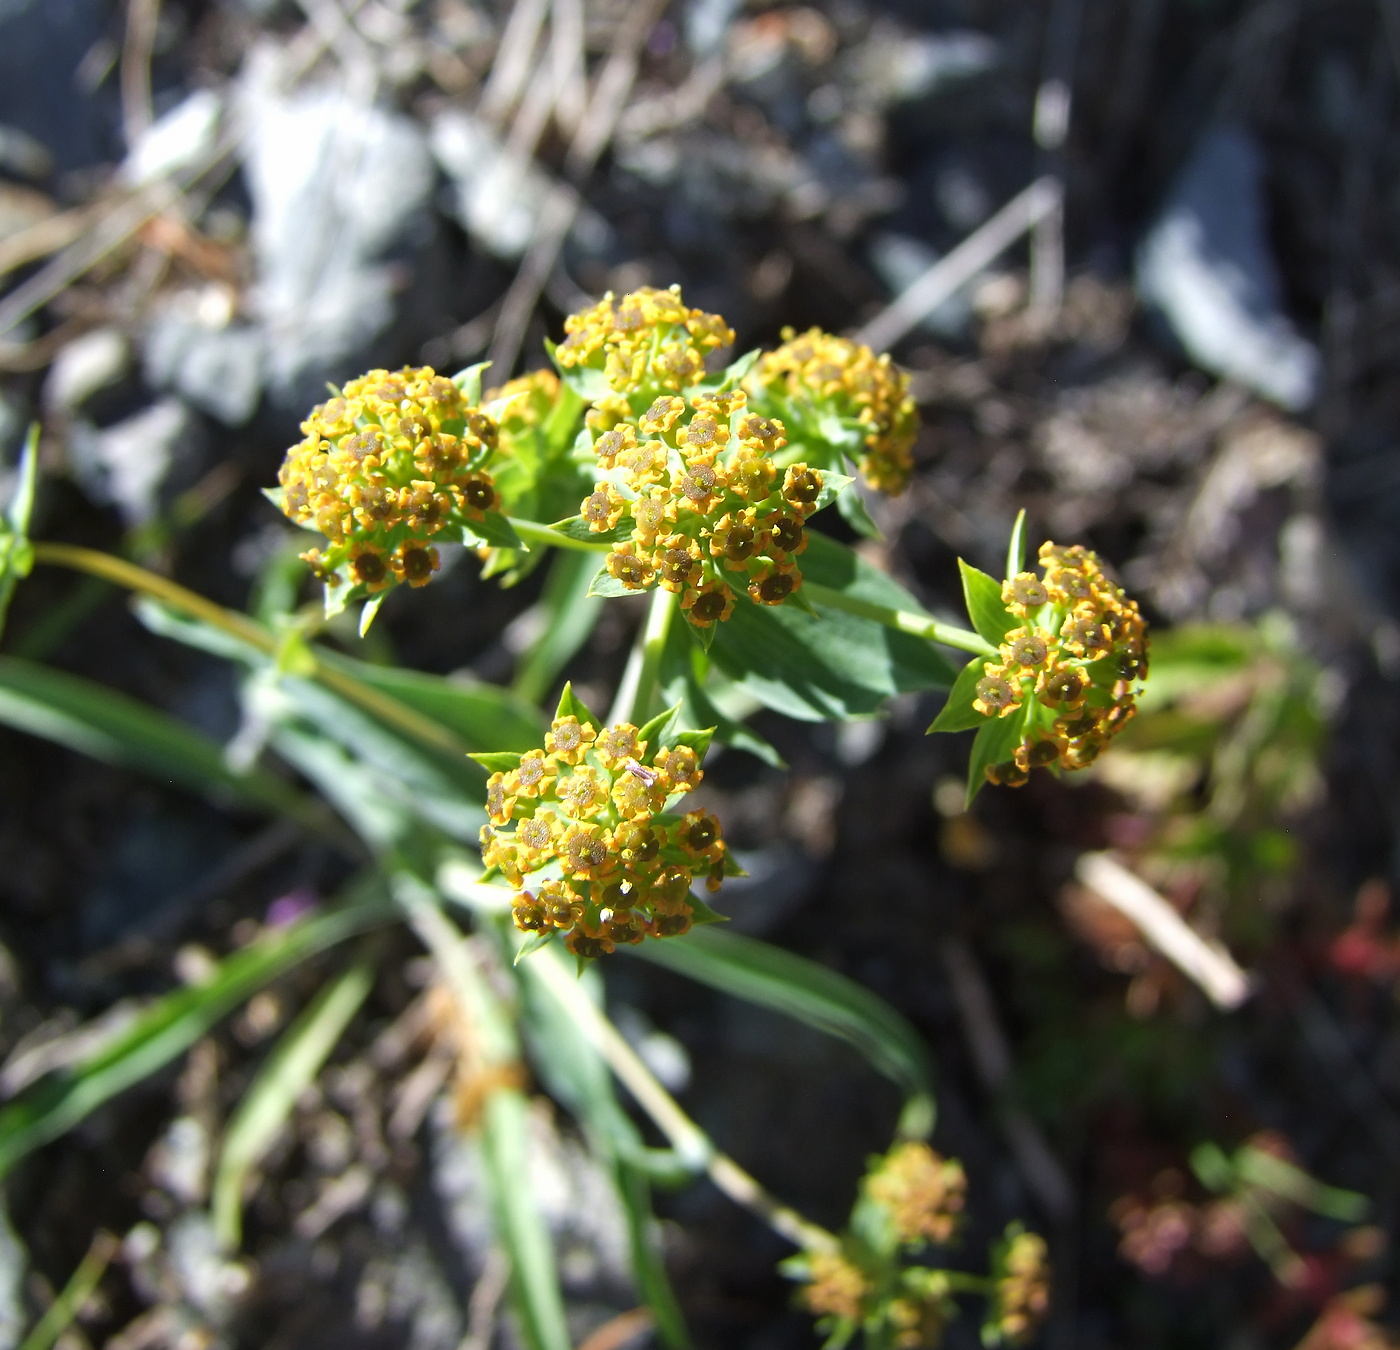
(801, 581, 996, 658)
(528, 942, 839, 1254)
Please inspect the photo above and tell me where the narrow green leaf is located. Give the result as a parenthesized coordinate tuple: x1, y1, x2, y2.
(836, 482, 883, 539)
(811, 471, 855, 514)
(481, 1088, 573, 1350)
(470, 751, 527, 773)
(0, 894, 390, 1179)
(358, 592, 386, 637)
(671, 727, 715, 759)
(966, 710, 1024, 807)
(213, 952, 376, 1249)
(513, 930, 556, 965)
(511, 552, 605, 705)
(6, 423, 39, 535)
(628, 927, 935, 1139)
(549, 515, 631, 546)
(1235, 1147, 1367, 1222)
(0, 656, 317, 823)
(555, 681, 603, 731)
(542, 380, 586, 454)
(461, 511, 526, 551)
(958, 559, 1016, 647)
(18, 1231, 117, 1350)
(588, 570, 636, 599)
(710, 533, 957, 721)
(450, 360, 491, 404)
(550, 352, 613, 403)
(927, 658, 991, 735)
(636, 701, 682, 747)
(1005, 509, 1027, 581)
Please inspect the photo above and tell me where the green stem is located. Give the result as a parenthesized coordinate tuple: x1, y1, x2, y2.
(508, 517, 609, 553)
(19, 1231, 119, 1350)
(526, 937, 839, 1254)
(30, 542, 469, 759)
(802, 580, 996, 658)
(609, 585, 677, 725)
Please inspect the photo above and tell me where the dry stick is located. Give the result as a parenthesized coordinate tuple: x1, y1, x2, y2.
(549, 0, 589, 139)
(121, 0, 161, 147)
(479, 0, 551, 127)
(1029, 0, 1083, 315)
(853, 178, 1061, 354)
(529, 947, 840, 1254)
(458, 1249, 510, 1350)
(486, 0, 672, 377)
(1075, 852, 1253, 1011)
(939, 938, 1075, 1222)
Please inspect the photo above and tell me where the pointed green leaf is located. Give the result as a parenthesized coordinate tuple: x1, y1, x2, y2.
(470, 751, 527, 773)
(213, 951, 376, 1249)
(966, 709, 1025, 806)
(636, 701, 682, 747)
(0, 656, 317, 822)
(555, 681, 603, 731)
(450, 360, 491, 405)
(628, 926, 935, 1140)
(1005, 509, 1027, 581)
(0, 893, 390, 1180)
(512, 930, 556, 965)
(958, 559, 1016, 647)
(709, 533, 956, 721)
(548, 514, 630, 546)
(671, 726, 716, 759)
(589, 570, 638, 599)
(811, 470, 855, 514)
(358, 592, 386, 637)
(836, 482, 883, 539)
(927, 658, 991, 735)
(460, 510, 526, 551)
(6, 423, 39, 535)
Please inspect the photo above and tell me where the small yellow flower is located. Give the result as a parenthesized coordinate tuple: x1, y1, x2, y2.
(781, 464, 824, 516)
(973, 667, 1022, 718)
(607, 542, 655, 590)
(681, 582, 735, 627)
(544, 715, 596, 764)
(581, 483, 628, 532)
(747, 562, 801, 606)
(800, 1251, 869, 1322)
(865, 1142, 967, 1246)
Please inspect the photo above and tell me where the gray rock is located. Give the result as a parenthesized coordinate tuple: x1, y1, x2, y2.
(238, 50, 435, 400)
(1136, 124, 1319, 411)
(44, 328, 131, 414)
(144, 304, 263, 425)
(67, 398, 195, 525)
(121, 88, 223, 186)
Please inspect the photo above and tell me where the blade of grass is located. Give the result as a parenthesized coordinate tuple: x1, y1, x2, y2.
(212, 948, 378, 1249)
(628, 926, 935, 1139)
(0, 656, 323, 830)
(510, 550, 605, 705)
(0, 890, 391, 1179)
(17, 1230, 118, 1350)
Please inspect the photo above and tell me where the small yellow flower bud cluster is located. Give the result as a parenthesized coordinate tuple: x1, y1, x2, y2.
(584, 388, 824, 628)
(277, 367, 499, 594)
(989, 1231, 1050, 1346)
(555, 284, 734, 398)
(480, 710, 731, 958)
(975, 542, 1148, 784)
(745, 327, 920, 495)
(800, 1251, 871, 1322)
(486, 367, 561, 433)
(865, 1142, 968, 1247)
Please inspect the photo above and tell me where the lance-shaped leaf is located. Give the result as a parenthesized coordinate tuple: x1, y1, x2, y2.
(0, 424, 38, 640)
(709, 532, 957, 722)
(629, 926, 935, 1139)
(958, 559, 1017, 648)
(927, 658, 990, 735)
(0, 893, 391, 1179)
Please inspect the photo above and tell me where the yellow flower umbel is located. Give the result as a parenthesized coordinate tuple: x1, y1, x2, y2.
(977, 542, 1148, 785)
(477, 688, 738, 959)
(583, 388, 828, 630)
(985, 1228, 1050, 1347)
(277, 366, 499, 602)
(865, 1143, 968, 1247)
(555, 284, 734, 400)
(745, 327, 920, 495)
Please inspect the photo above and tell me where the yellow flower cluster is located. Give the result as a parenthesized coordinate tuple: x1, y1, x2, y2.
(865, 1143, 967, 1247)
(989, 1231, 1050, 1346)
(277, 367, 498, 594)
(583, 389, 825, 628)
(800, 1251, 870, 1322)
(745, 327, 920, 495)
(486, 367, 561, 433)
(974, 542, 1148, 784)
(555, 284, 734, 399)
(479, 704, 732, 958)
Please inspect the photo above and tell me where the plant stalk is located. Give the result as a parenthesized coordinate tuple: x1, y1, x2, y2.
(528, 941, 839, 1254)
(801, 580, 996, 658)
(508, 518, 609, 552)
(609, 584, 676, 725)
(30, 542, 469, 759)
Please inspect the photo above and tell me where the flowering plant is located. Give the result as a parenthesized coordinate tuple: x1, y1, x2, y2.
(0, 285, 1152, 1348)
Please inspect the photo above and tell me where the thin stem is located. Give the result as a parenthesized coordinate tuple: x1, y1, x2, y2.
(508, 517, 609, 552)
(802, 580, 996, 658)
(30, 542, 468, 759)
(528, 941, 839, 1254)
(607, 584, 676, 726)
